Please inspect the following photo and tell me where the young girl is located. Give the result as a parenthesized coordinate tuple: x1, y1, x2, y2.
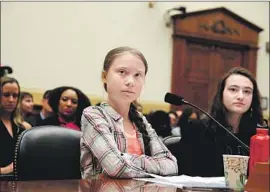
(0, 77, 31, 175)
(168, 67, 265, 177)
(80, 46, 178, 178)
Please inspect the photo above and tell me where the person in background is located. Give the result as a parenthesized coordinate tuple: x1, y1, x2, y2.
(175, 109, 182, 118)
(147, 110, 172, 138)
(40, 86, 91, 131)
(80, 46, 178, 179)
(177, 107, 200, 136)
(168, 110, 180, 136)
(34, 90, 54, 126)
(19, 92, 35, 126)
(168, 67, 264, 177)
(0, 77, 31, 175)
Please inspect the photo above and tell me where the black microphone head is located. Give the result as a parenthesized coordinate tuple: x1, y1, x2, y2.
(164, 92, 185, 106)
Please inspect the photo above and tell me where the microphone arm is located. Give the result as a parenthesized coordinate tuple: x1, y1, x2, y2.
(182, 99, 250, 152)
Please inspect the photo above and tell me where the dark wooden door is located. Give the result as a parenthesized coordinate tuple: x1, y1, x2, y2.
(181, 42, 213, 111)
(208, 46, 244, 106)
(178, 42, 245, 111)
(170, 7, 262, 112)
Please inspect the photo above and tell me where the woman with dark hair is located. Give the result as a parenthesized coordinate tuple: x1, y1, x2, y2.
(40, 86, 91, 131)
(80, 46, 178, 178)
(0, 77, 31, 175)
(168, 67, 265, 177)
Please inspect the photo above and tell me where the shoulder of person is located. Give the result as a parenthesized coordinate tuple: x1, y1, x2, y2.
(82, 105, 108, 119)
(81, 106, 114, 133)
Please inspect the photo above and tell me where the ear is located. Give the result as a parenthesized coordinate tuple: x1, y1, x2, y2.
(101, 71, 107, 84)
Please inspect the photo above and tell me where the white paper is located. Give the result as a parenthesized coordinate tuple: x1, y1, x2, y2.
(134, 174, 226, 189)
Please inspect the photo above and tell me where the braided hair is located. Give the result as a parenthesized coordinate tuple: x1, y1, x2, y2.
(129, 102, 151, 156)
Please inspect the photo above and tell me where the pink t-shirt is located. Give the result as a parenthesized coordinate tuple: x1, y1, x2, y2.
(124, 129, 143, 155)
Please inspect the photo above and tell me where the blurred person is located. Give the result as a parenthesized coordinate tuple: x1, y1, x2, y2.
(148, 110, 172, 138)
(19, 92, 36, 126)
(175, 109, 182, 118)
(168, 110, 180, 136)
(34, 90, 54, 126)
(177, 107, 200, 138)
(40, 86, 91, 131)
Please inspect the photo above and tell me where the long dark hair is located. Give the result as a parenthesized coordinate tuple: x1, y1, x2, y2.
(49, 86, 91, 127)
(209, 67, 263, 136)
(102, 46, 151, 156)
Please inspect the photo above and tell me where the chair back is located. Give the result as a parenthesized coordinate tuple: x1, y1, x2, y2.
(14, 126, 82, 181)
(163, 135, 181, 146)
(0, 174, 13, 181)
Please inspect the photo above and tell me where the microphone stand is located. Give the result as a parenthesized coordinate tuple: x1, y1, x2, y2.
(183, 100, 250, 152)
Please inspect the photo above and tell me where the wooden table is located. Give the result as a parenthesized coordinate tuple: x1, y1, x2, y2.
(0, 178, 185, 192)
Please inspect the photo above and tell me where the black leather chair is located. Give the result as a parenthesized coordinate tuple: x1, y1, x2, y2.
(14, 126, 82, 181)
(0, 174, 13, 181)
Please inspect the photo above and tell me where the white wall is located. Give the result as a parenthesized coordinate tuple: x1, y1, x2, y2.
(1, 2, 269, 112)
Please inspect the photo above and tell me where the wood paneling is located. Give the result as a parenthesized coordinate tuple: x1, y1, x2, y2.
(171, 7, 263, 111)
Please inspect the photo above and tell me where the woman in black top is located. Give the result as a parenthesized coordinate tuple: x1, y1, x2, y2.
(168, 67, 265, 177)
(0, 77, 31, 175)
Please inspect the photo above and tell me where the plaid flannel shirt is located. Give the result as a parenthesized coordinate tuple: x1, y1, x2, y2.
(80, 102, 178, 178)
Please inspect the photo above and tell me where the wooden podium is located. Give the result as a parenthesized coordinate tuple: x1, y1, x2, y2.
(245, 162, 270, 192)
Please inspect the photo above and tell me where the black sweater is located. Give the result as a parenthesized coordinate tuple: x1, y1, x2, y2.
(0, 120, 24, 167)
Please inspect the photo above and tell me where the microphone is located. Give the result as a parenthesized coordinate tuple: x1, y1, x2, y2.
(164, 92, 188, 106)
(164, 92, 250, 152)
(0, 65, 13, 77)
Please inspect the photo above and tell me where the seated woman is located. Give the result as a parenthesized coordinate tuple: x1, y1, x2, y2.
(40, 86, 91, 131)
(168, 67, 265, 177)
(18, 92, 36, 126)
(0, 77, 31, 175)
(80, 46, 178, 179)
